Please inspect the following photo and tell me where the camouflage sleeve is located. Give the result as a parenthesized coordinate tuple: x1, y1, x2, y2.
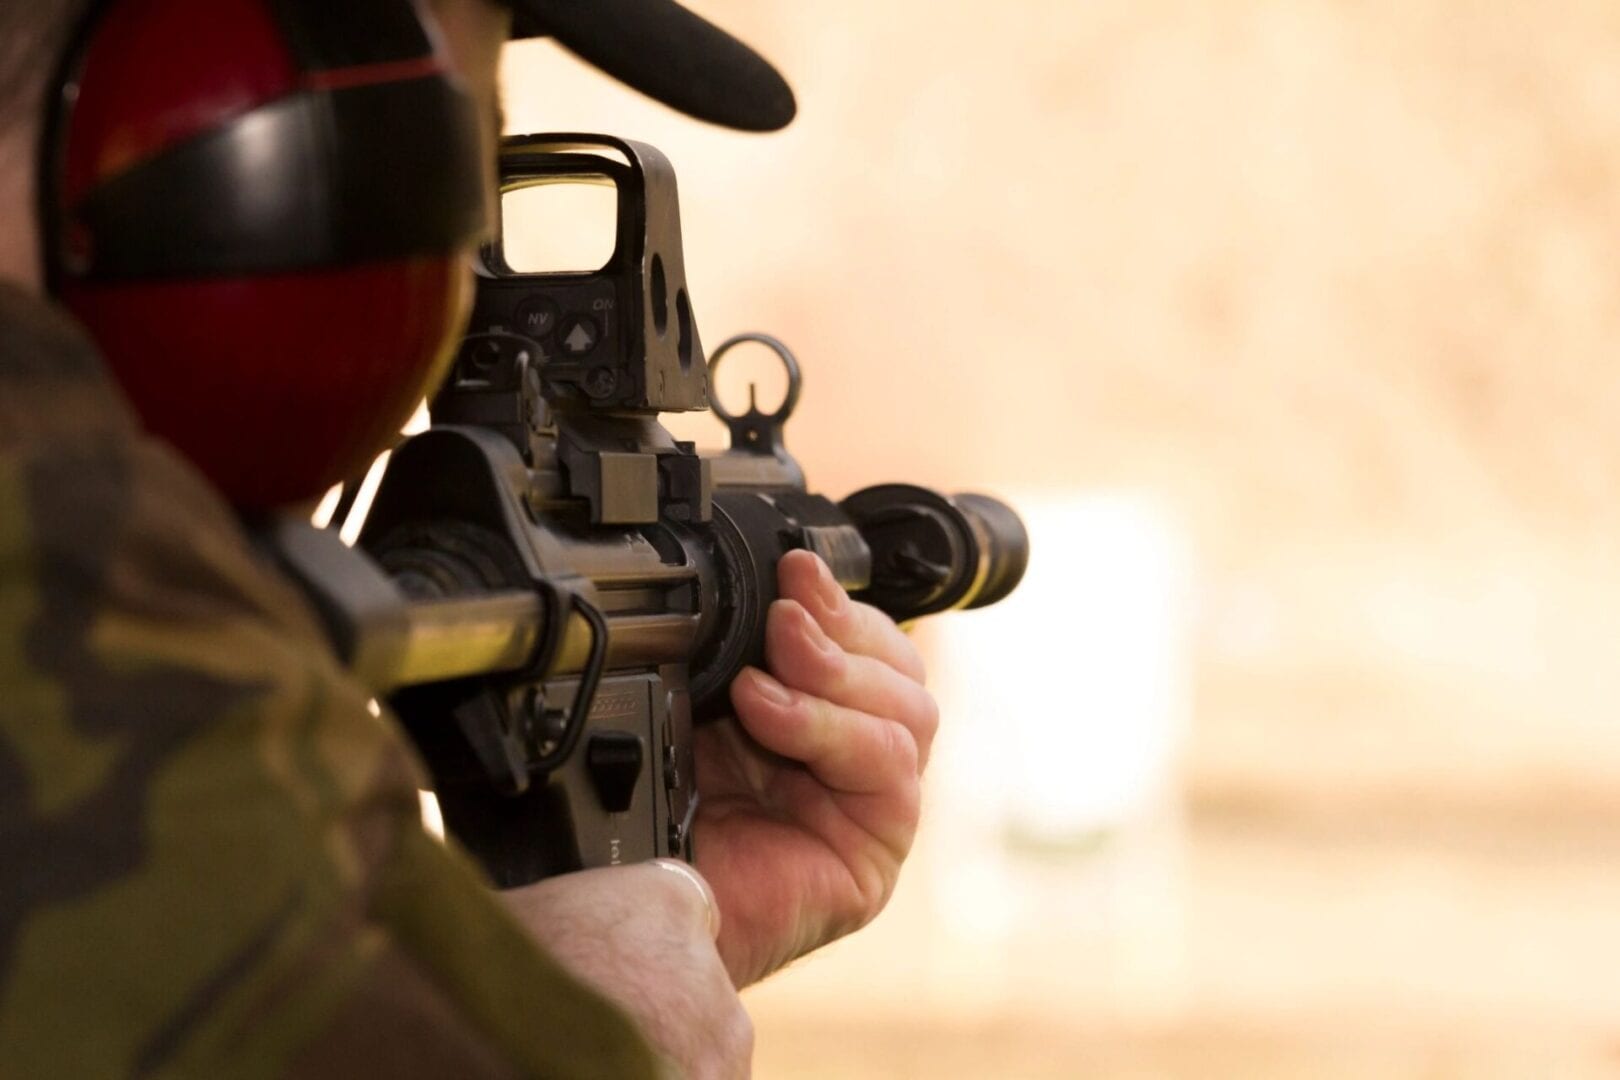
(0, 291, 663, 1080)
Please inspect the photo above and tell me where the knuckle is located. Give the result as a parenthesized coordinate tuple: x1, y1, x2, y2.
(877, 780, 924, 866)
(857, 601, 927, 683)
(648, 867, 701, 920)
(793, 628, 847, 686)
(883, 720, 921, 776)
(914, 687, 941, 738)
(850, 598, 885, 629)
(899, 777, 923, 824)
(800, 694, 833, 748)
(906, 645, 930, 687)
(818, 641, 850, 684)
(862, 602, 893, 630)
(920, 693, 946, 735)
(766, 598, 799, 637)
(882, 673, 935, 734)
(850, 854, 897, 918)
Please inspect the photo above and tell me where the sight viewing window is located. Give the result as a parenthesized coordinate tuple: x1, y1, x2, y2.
(500, 177, 619, 274)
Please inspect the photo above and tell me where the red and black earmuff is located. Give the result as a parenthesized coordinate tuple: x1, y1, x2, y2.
(42, 0, 488, 510)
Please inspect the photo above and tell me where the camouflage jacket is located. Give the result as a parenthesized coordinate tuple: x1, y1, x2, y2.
(0, 284, 662, 1079)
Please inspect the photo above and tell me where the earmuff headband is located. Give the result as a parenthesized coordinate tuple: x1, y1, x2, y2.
(65, 75, 485, 280)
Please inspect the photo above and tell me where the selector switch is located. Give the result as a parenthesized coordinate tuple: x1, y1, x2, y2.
(586, 731, 645, 814)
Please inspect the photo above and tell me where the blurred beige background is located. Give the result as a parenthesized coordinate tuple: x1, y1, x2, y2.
(503, 3, 1620, 1076)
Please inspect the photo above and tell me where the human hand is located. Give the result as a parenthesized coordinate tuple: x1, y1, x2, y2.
(502, 861, 750, 1080)
(693, 550, 938, 987)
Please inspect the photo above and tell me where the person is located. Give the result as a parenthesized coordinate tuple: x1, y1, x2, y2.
(0, 1, 939, 1078)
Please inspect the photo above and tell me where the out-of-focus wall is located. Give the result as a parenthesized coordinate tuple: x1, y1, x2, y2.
(507, 1, 1620, 796)
(503, 3, 1620, 1075)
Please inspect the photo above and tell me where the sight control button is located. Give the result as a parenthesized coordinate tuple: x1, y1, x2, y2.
(560, 315, 600, 356)
(514, 297, 559, 338)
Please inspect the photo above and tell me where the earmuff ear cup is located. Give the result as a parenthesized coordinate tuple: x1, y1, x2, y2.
(59, 262, 469, 509)
(48, 0, 487, 510)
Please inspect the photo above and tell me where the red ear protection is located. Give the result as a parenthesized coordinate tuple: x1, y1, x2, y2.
(44, 0, 489, 510)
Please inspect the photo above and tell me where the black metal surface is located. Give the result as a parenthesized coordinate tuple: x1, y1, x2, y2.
(472, 134, 709, 414)
(281, 133, 1027, 889)
(841, 484, 1030, 622)
(268, 0, 434, 69)
(707, 333, 806, 491)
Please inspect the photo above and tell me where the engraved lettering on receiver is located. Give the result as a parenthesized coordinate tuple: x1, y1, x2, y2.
(589, 690, 641, 721)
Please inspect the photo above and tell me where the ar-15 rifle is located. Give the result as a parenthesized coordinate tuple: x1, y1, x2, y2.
(275, 134, 1028, 888)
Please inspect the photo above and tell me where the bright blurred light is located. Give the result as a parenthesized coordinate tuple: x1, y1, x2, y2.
(501, 179, 620, 275)
(310, 484, 343, 529)
(928, 491, 1194, 845)
(308, 402, 427, 535)
(338, 451, 392, 547)
(419, 790, 446, 843)
(403, 399, 431, 436)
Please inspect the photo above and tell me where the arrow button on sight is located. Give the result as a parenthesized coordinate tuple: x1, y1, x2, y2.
(560, 316, 600, 356)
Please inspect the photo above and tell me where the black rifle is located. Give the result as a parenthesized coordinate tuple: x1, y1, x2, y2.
(274, 134, 1028, 888)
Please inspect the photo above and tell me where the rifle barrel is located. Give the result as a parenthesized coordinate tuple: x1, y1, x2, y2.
(394, 591, 546, 686)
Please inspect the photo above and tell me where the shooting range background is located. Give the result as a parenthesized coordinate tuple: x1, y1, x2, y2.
(504, 3, 1620, 1075)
